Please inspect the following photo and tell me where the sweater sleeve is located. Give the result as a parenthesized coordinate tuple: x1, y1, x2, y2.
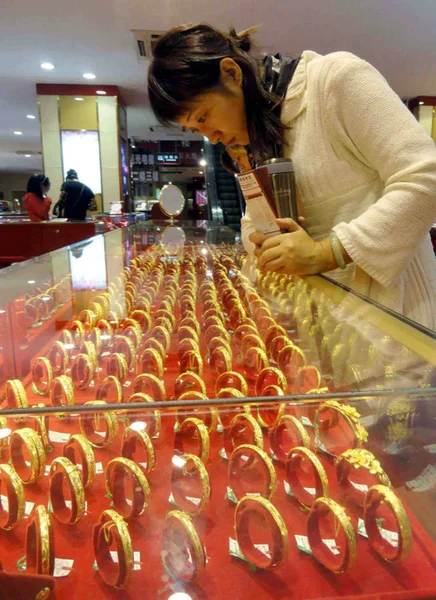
(31, 196, 52, 219)
(327, 57, 436, 288)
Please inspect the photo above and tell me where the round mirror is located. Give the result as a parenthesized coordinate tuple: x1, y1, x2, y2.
(159, 184, 185, 218)
(161, 226, 186, 255)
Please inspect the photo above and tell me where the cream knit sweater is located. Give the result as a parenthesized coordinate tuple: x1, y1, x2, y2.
(241, 51, 436, 330)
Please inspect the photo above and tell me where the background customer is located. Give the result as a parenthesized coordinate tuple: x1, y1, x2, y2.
(60, 169, 96, 221)
(23, 174, 52, 222)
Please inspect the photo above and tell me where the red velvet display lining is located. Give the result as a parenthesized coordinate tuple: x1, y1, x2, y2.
(2, 336, 434, 600)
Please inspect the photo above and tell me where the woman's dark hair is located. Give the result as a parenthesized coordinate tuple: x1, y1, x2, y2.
(26, 174, 50, 199)
(148, 23, 285, 163)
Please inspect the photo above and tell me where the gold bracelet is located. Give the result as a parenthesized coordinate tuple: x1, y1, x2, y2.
(285, 446, 329, 510)
(226, 413, 264, 454)
(80, 341, 98, 371)
(255, 367, 287, 397)
(364, 484, 412, 562)
(79, 401, 119, 448)
(48, 341, 69, 376)
(26, 505, 55, 575)
(107, 352, 129, 384)
(31, 403, 51, 451)
(10, 428, 46, 485)
(78, 309, 97, 329)
(215, 371, 248, 397)
(31, 357, 54, 396)
(163, 510, 205, 581)
(130, 310, 151, 333)
(96, 376, 123, 404)
(316, 400, 368, 456)
(269, 414, 311, 464)
(175, 417, 210, 463)
(49, 457, 85, 524)
(96, 319, 114, 347)
(5, 379, 28, 409)
(59, 329, 74, 353)
(171, 453, 210, 515)
(123, 323, 143, 350)
(50, 375, 74, 409)
(122, 423, 156, 474)
(234, 496, 288, 570)
(335, 449, 391, 506)
(0, 463, 25, 530)
(114, 335, 136, 370)
(229, 444, 277, 501)
(125, 393, 161, 437)
(137, 348, 164, 378)
(71, 353, 95, 390)
(106, 457, 151, 519)
(70, 320, 86, 347)
(93, 509, 133, 588)
(151, 325, 171, 353)
(132, 373, 166, 401)
(63, 433, 96, 488)
(307, 497, 357, 573)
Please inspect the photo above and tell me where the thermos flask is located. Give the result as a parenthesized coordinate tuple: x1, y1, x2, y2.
(264, 158, 298, 221)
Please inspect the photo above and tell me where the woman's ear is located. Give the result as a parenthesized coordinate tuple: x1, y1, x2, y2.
(219, 57, 243, 90)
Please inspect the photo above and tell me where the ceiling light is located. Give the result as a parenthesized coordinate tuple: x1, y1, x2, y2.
(419, 101, 425, 105)
(13, 131, 23, 135)
(27, 280, 36, 284)
(74, 97, 84, 102)
(41, 62, 55, 70)
(26, 114, 36, 120)
(199, 159, 207, 166)
(199, 171, 203, 174)
(25, 154, 31, 158)
(96, 90, 107, 95)
(0, 310, 6, 314)
(83, 73, 96, 80)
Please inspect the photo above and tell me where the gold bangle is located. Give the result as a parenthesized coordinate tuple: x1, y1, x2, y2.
(107, 353, 129, 384)
(80, 340, 98, 370)
(151, 325, 171, 353)
(122, 423, 156, 474)
(255, 367, 287, 397)
(132, 373, 166, 401)
(316, 400, 368, 456)
(335, 449, 391, 506)
(96, 319, 114, 347)
(31, 404, 51, 451)
(123, 323, 143, 349)
(307, 497, 357, 573)
(242, 347, 269, 382)
(285, 446, 329, 510)
(137, 348, 164, 378)
(234, 496, 288, 570)
(226, 414, 264, 454)
(0, 463, 25, 530)
(174, 372, 206, 399)
(71, 320, 86, 347)
(130, 310, 151, 334)
(364, 485, 412, 563)
(79, 401, 119, 448)
(296, 365, 322, 393)
(229, 444, 277, 501)
(209, 345, 232, 375)
(180, 350, 204, 377)
(31, 357, 54, 396)
(163, 510, 206, 581)
(93, 509, 133, 588)
(48, 341, 69, 376)
(10, 428, 46, 485)
(79, 309, 97, 329)
(50, 375, 74, 408)
(5, 379, 28, 409)
(179, 316, 201, 337)
(177, 392, 218, 433)
(178, 325, 199, 344)
(114, 335, 136, 370)
(215, 371, 248, 397)
(175, 417, 210, 463)
(96, 376, 123, 404)
(171, 453, 210, 515)
(59, 329, 74, 353)
(269, 414, 311, 463)
(125, 393, 161, 437)
(106, 457, 151, 519)
(26, 505, 55, 575)
(71, 353, 95, 390)
(49, 457, 85, 524)
(63, 433, 96, 488)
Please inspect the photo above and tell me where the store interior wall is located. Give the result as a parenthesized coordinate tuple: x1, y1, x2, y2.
(0, 172, 30, 203)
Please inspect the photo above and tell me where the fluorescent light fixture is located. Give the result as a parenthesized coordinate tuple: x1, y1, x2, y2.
(83, 73, 96, 80)
(41, 62, 55, 70)
(199, 159, 207, 166)
(25, 154, 31, 158)
(419, 101, 425, 105)
(26, 114, 36, 119)
(74, 97, 84, 102)
(27, 280, 36, 284)
(199, 171, 203, 174)
(0, 310, 6, 314)
(13, 131, 23, 135)
(96, 90, 107, 95)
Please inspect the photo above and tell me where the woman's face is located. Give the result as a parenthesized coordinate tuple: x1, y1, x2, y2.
(42, 184, 50, 194)
(177, 58, 250, 147)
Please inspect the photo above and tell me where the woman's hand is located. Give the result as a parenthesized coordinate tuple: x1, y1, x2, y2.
(249, 218, 337, 275)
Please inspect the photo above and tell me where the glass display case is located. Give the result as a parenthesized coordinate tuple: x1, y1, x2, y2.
(0, 221, 435, 600)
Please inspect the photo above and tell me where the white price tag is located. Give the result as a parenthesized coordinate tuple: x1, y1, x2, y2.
(284, 480, 294, 496)
(44, 465, 51, 476)
(303, 487, 316, 496)
(0, 495, 8, 510)
(186, 496, 201, 506)
(270, 449, 280, 462)
(229, 537, 246, 561)
(134, 551, 141, 571)
(246, 492, 261, 497)
(424, 444, 436, 454)
(217, 423, 224, 434)
(226, 486, 238, 504)
(295, 534, 313, 555)
(168, 492, 176, 506)
(358, 518, 368, 538)
(384, 440, 403, 455)
(53, 558, 74, 578)
(301, 416, 313, 427)
(49, 431, 71, 444)
(95, 431, 106, 437)
(25, 501, 34, 516)
(89, 381, 95, 388)
(95, 462, 104, 474)
(322, 539, 340, 555)
(219, 447, 229, 460)
(349, 480, 369, 493)
(254, 544, 271, 558)
(101, 351, 111, 358)
(123, 381, 132, 388)
(379, 528, 399, 547)
(406, 464, 436, 492)
(110, 551, 119, 563)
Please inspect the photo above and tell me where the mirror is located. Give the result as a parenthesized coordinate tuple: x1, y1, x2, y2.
(159, 184, 185, 222)
(160, 226, 186, 255)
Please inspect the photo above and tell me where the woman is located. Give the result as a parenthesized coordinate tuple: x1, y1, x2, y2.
(23, 174, 52, 222)
(148, 24, 436, 329)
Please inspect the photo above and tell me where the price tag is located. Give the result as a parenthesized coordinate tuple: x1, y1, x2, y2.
(219, 448, 228, 460)
(174, 422, 181, 432)
(295, 534, 313, 555)
(95, 462, 104, 474)
(53, 558, 74, 578)
(186, 496, 201, 506)
(123, 381, 132, 388)
(379, 527, 399, 547)
(269, 448, 280, 462)
(49, 431, 71, 444)
(152, 432, 160, 440)
(229, 537, 246, 561)
(25, 502, 34, 516)
(322, 539, 340, 555)
(284, 480, 294, 496)
(424, 444, 436, 454)
(168, 492, 176, 506)
(358, 518, 368, 538)
(384, 440, 403, 455)
(349, 480, 369, 493)
(44, 465, 51, 476)
(303, 487, 316, 496)
(225, 486, 238, 504)
(406, 464, 436, 492)
(217, 423, 224, 434)
(133, 551, 141, 571)
(101, 351, 111, 358)
(0, 495, 9, 510)
(300, 416, 313, 427)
